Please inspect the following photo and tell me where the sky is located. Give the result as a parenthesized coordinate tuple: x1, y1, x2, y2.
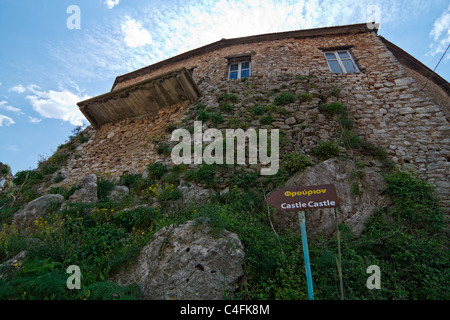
(0, 0, 449, 175)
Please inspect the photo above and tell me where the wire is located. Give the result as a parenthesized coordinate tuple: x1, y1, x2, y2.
(420, 43, 450, 92)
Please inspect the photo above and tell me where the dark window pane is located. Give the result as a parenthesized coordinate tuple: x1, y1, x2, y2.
(241, 69, 250, 78)
(341, 59, 357, 73)
(338, 51, 350, 59)
(328, 60, 342, 73)
(229, 71, 238, 79)
(230, 64, 239, 71)
(325, 52, 336, 60)
(241, 62, 250, 69)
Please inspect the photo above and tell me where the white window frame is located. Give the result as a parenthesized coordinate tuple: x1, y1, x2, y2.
(228, 60, 251, 80)
(324, 50, 359, 74)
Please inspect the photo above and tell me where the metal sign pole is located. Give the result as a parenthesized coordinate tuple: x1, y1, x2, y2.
(335, 207, 344, 300)
(298, 211, 314, 300)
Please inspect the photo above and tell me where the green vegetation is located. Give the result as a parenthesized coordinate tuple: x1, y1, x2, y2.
(259, 114, 273, 125)
(217, 92, 238, 103)
(318, 102, 345, 115)
(298, 92, 313, 103)
(147, 162, 168, 180)
(0, 155, 448, 300)
(282, 152, 311, 174)
(274, 92, 296, 105)
(310, 140, 340, 160)
(0, 79, 447, 301)
(251, 105, 265, 116)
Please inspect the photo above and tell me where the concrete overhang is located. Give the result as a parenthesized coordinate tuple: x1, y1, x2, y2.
(77, 67, 201, 129)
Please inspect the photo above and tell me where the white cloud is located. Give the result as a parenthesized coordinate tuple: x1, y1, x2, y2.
(28, 116, 42, 124)
(428, 4, 450, 59)
(0, 114, 15, 127)
(7, 145, 19, 152)
(9, 84, 26, 93)
(105, 0, 119, 9)
(0, 100, 23, 115)
(121, 16, 152, 48)
(25, 87, 90, 126)
(49, 0, 444, 83)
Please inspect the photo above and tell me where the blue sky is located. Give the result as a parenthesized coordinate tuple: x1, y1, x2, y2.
(1, 0, 449, 175)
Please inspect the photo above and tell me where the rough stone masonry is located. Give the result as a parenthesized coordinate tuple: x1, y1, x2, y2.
(59, 23, 448, 211)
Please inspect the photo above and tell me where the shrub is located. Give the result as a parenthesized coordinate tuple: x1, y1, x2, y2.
(195, 164, 216, 187)
(260, 115, 273, 125)
(97, 178, 116, 202)
(197, 111, 210, 122)
(13, 170, 43, 185)
(318, 102, 344, 115)
(274, 92, 296, 105)
(282, 152, 311, 174)
(298, 92, 313, 103)
(264, 105, 279, 114)
(210, 113, 224, 125)
(232, 171, 259, 189)
(77, 135, 89, 143)
(310, 140, 340, 160)
(53, 172, 65, 183)
(0, 164, 11, 175)
(147, 162, 168, 180)
(217, 92, 238, 103)
(251, 105, 265, 116)
(113, 207, 156, 231)
(119, 173, 143, 191)
(337, 110, 354, 129)
(338, 129, 361, 149)
(156, 142, 171, 155)
(219, 102, 233, 113)
(48, 185, 80, 200)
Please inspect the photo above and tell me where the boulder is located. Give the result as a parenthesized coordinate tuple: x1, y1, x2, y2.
(111, 220, 245, 300)
(108, 185, 129, 202)
(68, 174, 98, 203)
(0, 251, 27, 279)
(178, 182, 217, 204)
(273, 159, 391, 237)
(12, 194, 65, 230)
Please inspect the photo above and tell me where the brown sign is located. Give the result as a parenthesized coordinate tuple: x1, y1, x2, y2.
(265, 184, 339, 211)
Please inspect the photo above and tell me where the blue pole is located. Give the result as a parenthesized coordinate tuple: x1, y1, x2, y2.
(298, 211, 314, 300)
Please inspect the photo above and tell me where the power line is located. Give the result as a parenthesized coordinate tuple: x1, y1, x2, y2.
(420, 43, 450, 92)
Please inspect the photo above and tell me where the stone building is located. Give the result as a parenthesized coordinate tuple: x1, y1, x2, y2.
(66, 23, 449, 210)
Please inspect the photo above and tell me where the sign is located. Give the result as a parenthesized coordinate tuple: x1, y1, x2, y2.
(264, 183, 340, 300)
(265, 184, 339, 211)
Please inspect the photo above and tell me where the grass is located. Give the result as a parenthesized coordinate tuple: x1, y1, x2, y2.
(0, 165, 448, 300)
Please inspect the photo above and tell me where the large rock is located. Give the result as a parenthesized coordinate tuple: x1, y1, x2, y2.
(111, 220, 245, 300)
(0, 251, 27, 279)
(108, 185, 129, 202)
(12, 194, 65, 230)
(68, 174, 98, 203)
(273, 159, 391, 237)
(178, 182, 217, 204)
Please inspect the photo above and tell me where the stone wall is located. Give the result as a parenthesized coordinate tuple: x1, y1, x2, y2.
(57, 30, 448, 210)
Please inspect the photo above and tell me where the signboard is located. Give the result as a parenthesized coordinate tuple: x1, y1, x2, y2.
(265, 183, 340, 300)
(265, 184, 339, 211)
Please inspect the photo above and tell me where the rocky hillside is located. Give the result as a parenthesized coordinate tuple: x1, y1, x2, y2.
(0, 75, 448, 300)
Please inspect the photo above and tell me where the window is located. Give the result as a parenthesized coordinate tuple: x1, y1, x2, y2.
(324, 50, 359, 74)
(228, 56, 251, 79)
